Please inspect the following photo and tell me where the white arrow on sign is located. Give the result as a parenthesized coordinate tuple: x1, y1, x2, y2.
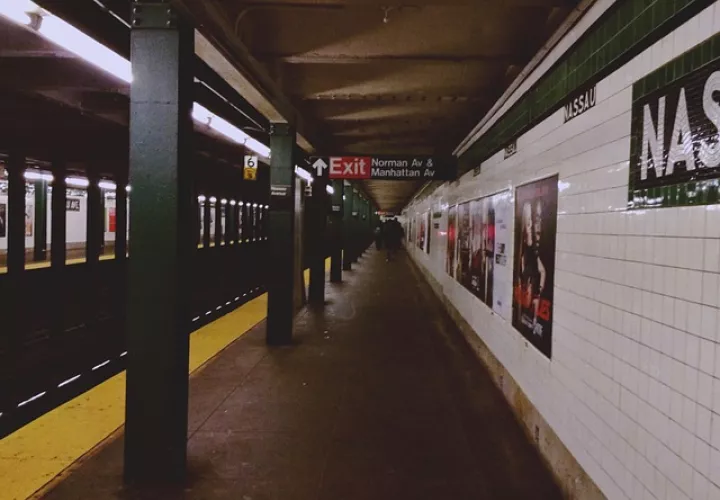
(312, 158, 328, 177)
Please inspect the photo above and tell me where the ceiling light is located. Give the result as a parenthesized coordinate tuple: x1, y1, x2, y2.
(295, 166, 313, 183)
(192, 103, 270, 158)
(98, 180, 117, 190)
(209, 196, 217, 203)
(24, 170, 53, 182)
(230, 200, 237, 206)
(66, 176, 89, 188)
(198, 195, 207, 202)
(326, 185, 335, 195)
(221, 198, 227, 205)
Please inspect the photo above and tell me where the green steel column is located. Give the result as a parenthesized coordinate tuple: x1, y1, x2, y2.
(115, 172, 127, 260)
(214, 198, 222, 247)
(124, 3, 194, 483)
(308, 174, 327, 304)
(86, 170, 102, 266)
(203, 196, 211, 248)
(7, 153, 25, 275)
(342, 182, 353, 271)
(266, 123, 296, 345)
(329, 179, 343, 282)
(33, 178, 48, 262)
(351, 189, 360, 263)
(50, 160, 67, 268)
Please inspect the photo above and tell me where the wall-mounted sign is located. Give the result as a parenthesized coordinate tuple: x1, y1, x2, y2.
(270, 185, 290, 197)
(629, 49, 720, 209)
(307, 155, 457, 181)
(563, 84, 597, 123)
(504, 141, 517, 159)
(66, 198, 80, 211)
(243, 155, 258, 181)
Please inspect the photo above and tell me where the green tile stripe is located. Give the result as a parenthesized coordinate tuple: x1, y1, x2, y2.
(628, 31, 720, 209)
(460, 0, 714, 174)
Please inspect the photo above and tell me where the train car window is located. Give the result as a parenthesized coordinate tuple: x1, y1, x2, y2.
(65, 180, 88, 264)
(0, 167, 8, 273)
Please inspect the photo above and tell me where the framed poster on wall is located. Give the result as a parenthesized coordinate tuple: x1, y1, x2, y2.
(492, 191, 512, 319)
(512, 175, 558, 359)
(446, 205, 457, 278)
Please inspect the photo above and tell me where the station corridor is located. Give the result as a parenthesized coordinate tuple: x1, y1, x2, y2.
(39, 249, 561, 500)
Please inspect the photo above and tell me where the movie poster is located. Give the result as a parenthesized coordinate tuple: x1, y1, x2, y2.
(0, 203, 6, 238)
(512, 175, 558, 359)
(417, 213, 426, 250)
(446, 205, 457, 277)
(492, 191, 512, 319)
(467, 198, 495, 307)
(456, 202, 471, 283)
(25, 204, 33, 237)
(425, 212, 431, 254)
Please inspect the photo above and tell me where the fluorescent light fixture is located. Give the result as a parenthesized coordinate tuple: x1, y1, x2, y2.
(239, 201, 244, 206)
(98, 180, 117, 190)
(295, 166, 313, 183)
(209, 196, 217, 203)
(326, 185, 335, 195)
(0, 1, 132, 83)
(66, 176, 89, 188)
(0, 2, 271, 158)
(24, 170, 53, 182)
(252, 203, 258, 208)
(221, 198, 228, 205)
(265, 205, 269, 209)
(343, 195, 346, 200)
(230, 200, 237, 206)
(125, 185, 131, 193)
(198, 195, 207, 202)
(192, 103, 270, 158)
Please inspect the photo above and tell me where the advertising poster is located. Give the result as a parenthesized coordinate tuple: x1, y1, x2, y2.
(446, 205, 457, 277)
(417, 214, 426, 250)
(468, 198, 495, 307)
(492, 191, 512, 319)
(456, 202, 471, 284)
(108, 207, 117, 233)
(0, 203, 6, 238)
(512, 175, 558, 359)
(425, 212, 431, 254)
(25, 204, 33, 237)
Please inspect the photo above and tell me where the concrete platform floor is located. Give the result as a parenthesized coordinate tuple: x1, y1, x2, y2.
(40, 249, 563, 500)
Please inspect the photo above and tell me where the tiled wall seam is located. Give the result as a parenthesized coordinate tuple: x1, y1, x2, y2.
(404, 3, 720, 499)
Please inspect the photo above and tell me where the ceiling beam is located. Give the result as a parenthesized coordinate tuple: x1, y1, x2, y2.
(255, 53, 523, 65)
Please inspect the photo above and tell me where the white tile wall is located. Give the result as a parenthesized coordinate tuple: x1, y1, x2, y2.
(405, 3, 720, 499)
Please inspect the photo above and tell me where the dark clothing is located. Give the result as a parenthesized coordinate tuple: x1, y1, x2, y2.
(383, 219, 403, 260)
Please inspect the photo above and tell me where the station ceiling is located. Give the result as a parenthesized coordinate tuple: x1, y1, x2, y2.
(180, 0, 582, 211)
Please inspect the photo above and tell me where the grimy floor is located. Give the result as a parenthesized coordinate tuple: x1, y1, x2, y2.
(41, 249, 562, 500)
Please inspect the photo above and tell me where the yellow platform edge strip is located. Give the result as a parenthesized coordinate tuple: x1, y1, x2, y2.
(0, 258, 331, 500)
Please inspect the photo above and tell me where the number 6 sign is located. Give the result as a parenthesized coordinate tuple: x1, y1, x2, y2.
(244, 155, 258, 181)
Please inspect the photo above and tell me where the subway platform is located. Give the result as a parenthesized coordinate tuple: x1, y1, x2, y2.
(38, 249, 562, 500)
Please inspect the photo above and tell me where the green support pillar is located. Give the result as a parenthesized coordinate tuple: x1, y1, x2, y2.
(203, 196, 211, 248)
(308, 174, 327, 304)
(33, 178, 48, 262)
(115, 173, 128, 260)
(7, 153, 25, 275)
(329, 179, 343, 282)
(266, 123, 296, 345)
(124, 3, 194, 483)
(86, 170, 102, 266)
(50, 160, 67, 268)
(351, 190, 360, 263)
(342, 182, 353, 271)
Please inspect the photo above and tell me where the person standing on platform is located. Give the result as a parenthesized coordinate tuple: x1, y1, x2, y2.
(374, 222, 384, 250)
(384, 217, 403, 262)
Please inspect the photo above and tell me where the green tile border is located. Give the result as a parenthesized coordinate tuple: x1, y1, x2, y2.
(459, 0, 715, 174)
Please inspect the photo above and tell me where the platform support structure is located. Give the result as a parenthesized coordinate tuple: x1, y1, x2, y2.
(309, 174, 328, 304)
(124, 2, 194, 484)
(267, 123, 296, 345)
(329, 179, 344, 282)
(342, 181, 353, 271)
(86, 168, 102, 266)
(214, 197, 222, 247)
(7, 152, 25, 275)
(115, 172, 128, 260)
(33, 177, 48, 262)
(351, 190, 361, 263)
(50, 160, 67, 268)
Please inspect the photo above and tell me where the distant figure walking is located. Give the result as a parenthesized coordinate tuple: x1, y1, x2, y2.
(383, 218, 403, 261)
(374, 223, 384, 250)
